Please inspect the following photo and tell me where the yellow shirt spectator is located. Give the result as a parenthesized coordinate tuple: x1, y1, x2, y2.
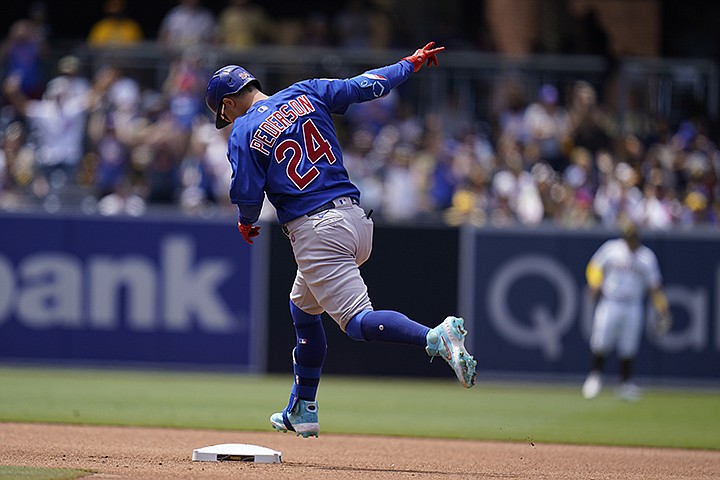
(88, 0, 143, 46)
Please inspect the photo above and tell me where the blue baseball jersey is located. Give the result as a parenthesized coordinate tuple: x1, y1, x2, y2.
(226, 60, 414, 224)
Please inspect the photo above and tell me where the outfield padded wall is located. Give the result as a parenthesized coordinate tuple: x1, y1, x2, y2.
(1, 212, 718, 382)
(0, 212, 267, 371)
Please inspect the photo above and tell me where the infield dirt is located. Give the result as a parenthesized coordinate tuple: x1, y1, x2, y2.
(2, 422, 719, 479)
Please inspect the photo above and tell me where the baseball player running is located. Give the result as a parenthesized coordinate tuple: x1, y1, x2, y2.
(205, 42, 477, 437)
(582, 222, 671, 401)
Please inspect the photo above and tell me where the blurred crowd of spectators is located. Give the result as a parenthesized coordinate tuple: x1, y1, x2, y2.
(85, 0, 448, 52)
(341, 79, 719, 230)
(0, 0, 718, 230)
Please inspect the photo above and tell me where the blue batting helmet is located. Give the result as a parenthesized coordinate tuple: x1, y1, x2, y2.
(205, 65, 260, 129)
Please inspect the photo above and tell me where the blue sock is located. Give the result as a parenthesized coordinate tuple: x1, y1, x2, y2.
(288, 301, 326, 403)
(346, 309, 430, 347)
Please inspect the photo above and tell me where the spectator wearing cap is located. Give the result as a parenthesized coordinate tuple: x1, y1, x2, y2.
(2, 72, 91, 193)
(521, 84, 571, 171)
(55, 55, 91, 100)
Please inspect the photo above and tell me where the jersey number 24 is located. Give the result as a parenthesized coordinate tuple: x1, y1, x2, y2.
(274, 119, 336, 190)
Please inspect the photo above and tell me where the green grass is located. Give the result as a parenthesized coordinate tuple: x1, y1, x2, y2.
(0, 466, 88, 480)
(0, 366, 719, 450)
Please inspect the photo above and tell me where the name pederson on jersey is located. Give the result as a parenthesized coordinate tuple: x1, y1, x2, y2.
(227, 60, 414, 225)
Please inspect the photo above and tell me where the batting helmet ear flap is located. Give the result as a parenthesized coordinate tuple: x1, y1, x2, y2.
(205, 65, 261, 129)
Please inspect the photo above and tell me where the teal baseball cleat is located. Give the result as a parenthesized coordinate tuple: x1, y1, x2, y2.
(426, 316, 477, 388)
(270, 399, 319, 438)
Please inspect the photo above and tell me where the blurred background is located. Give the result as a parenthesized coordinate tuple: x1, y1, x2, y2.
(0, 0, 718, 386)
(0, 0, 718, 223)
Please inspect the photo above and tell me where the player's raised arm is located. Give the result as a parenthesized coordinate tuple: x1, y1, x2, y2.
(318, 42, 446, 113)
(402, 41, 446, 72)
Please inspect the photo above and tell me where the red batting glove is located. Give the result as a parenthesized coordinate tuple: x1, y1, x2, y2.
(238, 222, 261, 245)
(403, 41, 445, 72)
